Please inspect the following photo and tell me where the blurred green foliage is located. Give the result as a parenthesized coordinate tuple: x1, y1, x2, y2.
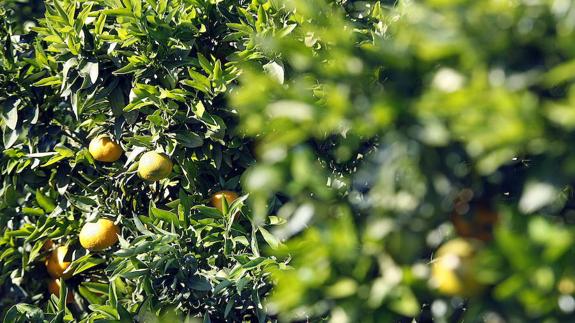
(232, 0, 575, 321)
(1, 0, 575, 322)
(0, 0, 45, 33)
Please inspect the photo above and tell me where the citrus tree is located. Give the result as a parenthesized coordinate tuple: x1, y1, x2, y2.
(1, 0, 283, 321)
(2, 0, 575, 322)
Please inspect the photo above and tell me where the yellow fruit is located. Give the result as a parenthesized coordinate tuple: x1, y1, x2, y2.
(558, 277, 575, 294)
(431, 238, 483, 297)
(45, 246, 71, 279)
(211, 191, 239, 212)
(89, 136, 123, 162)
(48, 279, 74, 303)
(79, 218, 120, 251)
(137, 151, 173, 181)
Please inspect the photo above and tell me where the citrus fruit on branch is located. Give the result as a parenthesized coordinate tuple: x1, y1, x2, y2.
(48, 279, 74, 304)
(431, 238, 484, 297)
(88, 136, 123, 162)
(79, 218, 120, 251)
(45, 245, 71, 279)
(137, 151, 173, 181)
(211, 191, 239, 212)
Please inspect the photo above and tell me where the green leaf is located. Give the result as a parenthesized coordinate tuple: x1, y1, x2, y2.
(258, 227, 281, 249)
(226, 23, 253, 34)
(89, 305, 119, 320)
(189, 276, 211, 291)
(157, 0, 168, 15)
(542, 59, 575, 87)
(22, 207, 45, 216)
(121, 269, 149, 278)
(26, 241, 44, 265)
(41, 154, 67, 167)
(191, 205, 223, 219)
(130, 0, 142, 17)
(175, 131, 203, 148)
(95, 13, 107, 34)
(123, 100, 154, 112)
(150, 207, 180, 226)
(241, 257, 266, 270)
(278, 24, 297, 38)
(3, 126, 21, 149)
(194, 101, 206, 118)
(263, 61, 284, 84)
(1, 97, 19, 130)
(3, 304, 44, 323)
(33, 76, 62, 87)
(72, 257, 106, 275)
(83, 62, 99, 83)
(102, 8, 134, 17)
(78, 285, 104, 305)
(54, 146, 74, 158)
(388, 286, 420, 316)
(114, 62, 142, 75)
(197, 53, 212, 74)
(212, 60, 223, 81)
(203, 312, 211, 323)
(36, 190, 56, 213)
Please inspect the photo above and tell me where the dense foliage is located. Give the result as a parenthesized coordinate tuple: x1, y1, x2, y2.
(1, 0, 575, 322)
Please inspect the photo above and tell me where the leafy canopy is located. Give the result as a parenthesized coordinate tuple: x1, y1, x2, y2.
(2, 0, 575, 322)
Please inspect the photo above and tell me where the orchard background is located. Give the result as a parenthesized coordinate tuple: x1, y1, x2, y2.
(1, 0, 575, 322)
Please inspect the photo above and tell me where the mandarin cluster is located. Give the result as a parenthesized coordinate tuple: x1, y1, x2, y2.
(43, 136, 239, 304)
